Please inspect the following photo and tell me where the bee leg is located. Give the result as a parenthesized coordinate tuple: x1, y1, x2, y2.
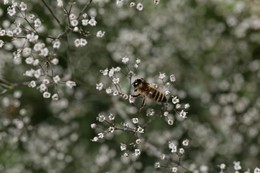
(132, 94, 141, 97)
(140, 97, 146, 110)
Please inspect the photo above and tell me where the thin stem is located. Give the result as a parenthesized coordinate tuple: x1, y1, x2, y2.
(41, 0, 63, 27)
(77, 0, 93, 20)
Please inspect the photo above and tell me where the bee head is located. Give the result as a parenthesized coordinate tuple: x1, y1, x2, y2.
(132, 78, 145, 91)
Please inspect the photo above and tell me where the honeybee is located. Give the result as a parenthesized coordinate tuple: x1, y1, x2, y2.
(132, 78, 166, 107)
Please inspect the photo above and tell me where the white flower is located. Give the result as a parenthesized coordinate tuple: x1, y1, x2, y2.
(132, 118, 139, 124)
(136, 3, 144, 11)
(98, 133, 104, 139)
(171, 167, 178, 173)
(51, 58, 59, 65)
(108, 113, 115, 121)
(130, 2, 136, 7)
(24, 69, 35, 77)
(97, 113, 105, 122)
(233, 161, 242, 171)
(53, 40, 61, 49)
(182, 139, 189, 146)
(112, 77, 120, 84)
(43, 91, 51, 98)
(179, 110, 187, 119)
(39, 83, 47, 92)
(43, 78, 50, 85)
(33, 59, 39, 66)
(25, 57, 34, 64)
(106, 88, 112, 94)
(66, 80, 76, 88)
(52, 93, 59, 101)
(69, 13, 76, 20)
(137, 126, 144, 133)
(219, 163, 226, 170)
(170, 74, 176, 82)
(96, 30, 105, 38)
(120, 143, 126, 151)
(7, 6, 16, 16)
(134, 149, 141, 156)
(96, 83, 103, 91)
(57, 0, 63, 7)
(34, 69, 41, 78)
(82, 19, 89, 26)
(53, 75, 61, 83)
(122, 56, 129, 64)
(88, 17, 97, 26)
(254, 167, 260, 173)
(154, 0, 160, 5)
(28, 80, 36, 88)
(34, 18, 42, 28)
(172, 96, 179, 104)
(70, 19, 78, 27)
(159, 72, 166, 80)
(90, 123, 96, 129)
(20, 2, 27, 11)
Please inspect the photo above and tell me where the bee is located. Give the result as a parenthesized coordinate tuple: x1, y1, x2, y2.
(132, 78, 166, 107)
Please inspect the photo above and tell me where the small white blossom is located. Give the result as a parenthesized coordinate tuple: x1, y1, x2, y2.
(136, 59, 141, 64)
(39, 83, 47, 92)
(233, 161, 242, 171)
(97, 113, 106, 122)
(24, 69, 34, 77)
(179, 148, 185, 154)
(182, 139, 189, 146)
(108, 113, 115, 121)
(172, 96, 179, 104)
(70, 19, 78, 27)
(66, 80, 76, 88)
(82, 19, 89, 26)
(136, 3, 144, 11)
(122, 56, 129, 64)
(159, 72, 166, 80)
(113, 90, 119, 96)
(120, 143, 126, 151)
(167, 119, 174, 125)
(132, 118, 139, 124)
(129, 95, 135, 103)
(170, 74, 176, 82)
(134, 149, 141, 156)
(112, 77, 120, 84)
(154, 162, 160, 168)
(130, 2, 136, 7)
(43, 91, 51, 98)
(254, 167, 260, 173)
(98, 133, 104, 139)
(91, 136, 98, 142)
(90, 123, 96, 129)
(27, 33, 39, 42)
(34, 18, 42, 28)
(96, 83, 103, 91)
(179, 110, 187, 119)
(33, 59, 39, 66)
(171, 167, 178, 173)
(43, 78, 50, 85)
(52, 93, 59, 101)
(219, 163, 226, 170)
(96, 30, 105, 38)
(137, 126, 144, 133)
(51, 58, 59, 65)
(69, 13, 76, 20)
(53, 40, 61, 49)
(53, 75, 61, 83)
(88, 17, 97, 26)
(19, 2, 27, 11)
(154, 0, 160, 5)
(7, 6, 16, 16)
(25, 57, 34, 64)
(106, 88, 112, 94)
(34, 69, 41, 78)
(57, 0, 63, 7)
(28, 80, 36, 88)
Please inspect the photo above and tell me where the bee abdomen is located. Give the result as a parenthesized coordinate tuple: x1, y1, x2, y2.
(153, 90, 166, 102)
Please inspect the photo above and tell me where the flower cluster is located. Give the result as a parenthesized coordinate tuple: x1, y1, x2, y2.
(92, 56, 190, 172)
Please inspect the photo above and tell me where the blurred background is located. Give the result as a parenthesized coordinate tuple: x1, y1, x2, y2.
(0, 0, 260, 172)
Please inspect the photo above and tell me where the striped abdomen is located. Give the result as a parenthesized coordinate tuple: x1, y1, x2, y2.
(147, 87, 166, 102)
